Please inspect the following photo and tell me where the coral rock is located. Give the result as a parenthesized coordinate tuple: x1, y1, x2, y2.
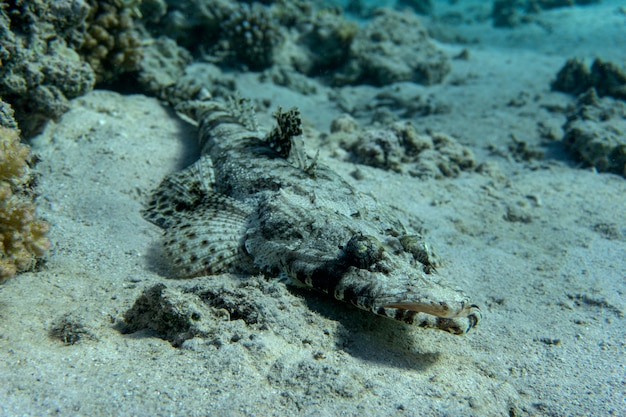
(79, 0, 144, 83)
(0, 0, 95, 136)
(331, 118, 475, 178)
(219, 3, 282, 71)
(334, 10, 450, 86)
(562, 89, 626, 177)
(552, 58, 626, 100)
(0, 122, 50, 281)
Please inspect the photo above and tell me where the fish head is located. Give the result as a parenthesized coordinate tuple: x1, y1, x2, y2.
(337, 234, 481, 334)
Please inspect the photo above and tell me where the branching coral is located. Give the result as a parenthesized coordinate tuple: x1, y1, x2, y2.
(0, 116, 50, 281)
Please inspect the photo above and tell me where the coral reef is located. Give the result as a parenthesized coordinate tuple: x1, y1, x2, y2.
(0, 104, 50, 281)
(329, 116, 475, 178)
(137, 0, 168, 23)
(154, 0, 282, 71)
(136, 36, 192, 100)
(0, 101, 18, 130)
(298, 8, 358, 74)
(271, 0, 312, 27)
(217, 2, 282, 70)
(156, 0, 239, 53)
(0, 0, 95, 136)
(0, 0, 159, 134)
(552, 58, 626, 100)
(334, 10, 450, 86)
(79, 0, 144, 83)
(562, 89, 626, 177)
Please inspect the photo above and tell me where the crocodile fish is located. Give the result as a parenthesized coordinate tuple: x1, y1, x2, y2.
(143, 97, 481, 335)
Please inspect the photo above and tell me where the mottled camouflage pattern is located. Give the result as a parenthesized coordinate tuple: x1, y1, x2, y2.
(143, 98, 481, 335)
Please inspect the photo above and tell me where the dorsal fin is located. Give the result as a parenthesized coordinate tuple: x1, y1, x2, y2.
(264, 106, 302, 158)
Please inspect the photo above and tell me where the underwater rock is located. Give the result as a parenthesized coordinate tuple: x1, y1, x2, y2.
(138, 0, 168, 23)
(562, 89, 626, 177)
(0, 102, 18, 131)
(492, 0, 527, 27)
(298, 8, 358, 75)
(397, 0, 433, 15)
(164, 62, 237, 105)
(551, 58, 593, 96)
(590, 59, 626, 101)
(370, 87, 451, 118)
(157, 0, 238, 52)
(330, 117, 475, 178)
(334, 9, 450, 86)
(261, 65, 319, 95)
(123, 283, 226, 347)
(137, 37, 193, 100)
(0, 0, 95, 137)
(493, 0, 600, 27)
(527, 0, 600, 11)
(123, 276, 294, 348)
(267, 357, 365, 400)
(553, 58, 626, 100)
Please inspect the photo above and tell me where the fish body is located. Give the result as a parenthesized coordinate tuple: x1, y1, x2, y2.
(143, 98, 481, 335)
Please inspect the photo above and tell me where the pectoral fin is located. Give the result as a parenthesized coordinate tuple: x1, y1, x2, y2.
(143, 155, 216, 228)
(162, 194, 254, 277)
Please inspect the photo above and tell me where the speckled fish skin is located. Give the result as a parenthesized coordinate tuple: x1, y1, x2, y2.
(143, 98, 481, 335)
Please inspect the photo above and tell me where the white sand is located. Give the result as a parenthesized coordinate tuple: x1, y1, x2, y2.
(1, 2, 625, 416)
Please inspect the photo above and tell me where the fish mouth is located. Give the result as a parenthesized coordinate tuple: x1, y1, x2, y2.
(381, 301, 479, 319)
(380, 302, 482, 334)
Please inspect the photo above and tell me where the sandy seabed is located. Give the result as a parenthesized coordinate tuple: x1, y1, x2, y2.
(1, 1, 625, 416)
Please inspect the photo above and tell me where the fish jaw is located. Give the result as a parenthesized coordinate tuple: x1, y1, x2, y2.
(334, 267, 482, 335)
(377, 302, 482, 335)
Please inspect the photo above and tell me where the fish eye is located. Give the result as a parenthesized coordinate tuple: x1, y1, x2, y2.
(343, 234, 384, 269)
